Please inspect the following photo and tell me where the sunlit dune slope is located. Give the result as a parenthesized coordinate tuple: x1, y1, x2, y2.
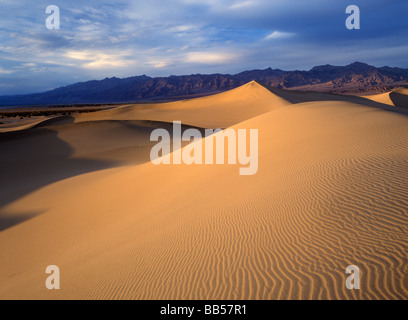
(73, 81, 291, 128)
(1, 93, 407, 300)
(0, 118, 50, 133)
(362, 92, 395, 106)
(363, 87, 408, 108)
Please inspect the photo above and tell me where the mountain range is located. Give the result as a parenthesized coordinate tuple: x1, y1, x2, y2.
(1, 62, 407, 106)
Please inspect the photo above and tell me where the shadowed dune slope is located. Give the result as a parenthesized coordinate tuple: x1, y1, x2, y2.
(390, 88, 408, 108)
(0, 98, 407, 299)
(264, 84, 408, 113)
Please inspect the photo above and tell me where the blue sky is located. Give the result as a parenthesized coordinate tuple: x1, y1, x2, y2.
(0, 0, 407, 95)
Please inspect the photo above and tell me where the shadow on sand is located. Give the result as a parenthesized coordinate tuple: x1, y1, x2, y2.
(0, 117, 120, 231)
(0, 117, 207, 231)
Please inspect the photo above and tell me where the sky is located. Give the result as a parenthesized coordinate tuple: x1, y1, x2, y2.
(0, 0, 407, 95)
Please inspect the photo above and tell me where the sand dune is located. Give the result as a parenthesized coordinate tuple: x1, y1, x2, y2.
(0, 117, 54, 133)
(362, 92, 395, 106)
(394, 87, 408, 95)
(0, 119, 203, 220)
(0, 82, 407, 300)
(363, 88, 408, 108)
(390, 88, 408, 108)
(73, 81, 291, 128)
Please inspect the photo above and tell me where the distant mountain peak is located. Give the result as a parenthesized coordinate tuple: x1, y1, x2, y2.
(345, 61, 375, 71)
(348, 61, 369, 66)
(310, 64, 338, 72)
(1, 63, 407, 106)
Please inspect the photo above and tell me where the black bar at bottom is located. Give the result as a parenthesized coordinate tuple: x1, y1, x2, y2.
(1, 300, 405, 318)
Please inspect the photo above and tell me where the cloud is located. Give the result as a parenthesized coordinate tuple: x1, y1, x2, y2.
(0, 66, 13, 74)
(185, 51, 239, 64)
(264, 31, 294, 40)
(0, 0, 407, 95)
(149, 60, 172, 68)
(169, 25, 195, 32)
(75, 19, 91, 24)
(64, 50, 136, 69)
(229, 1, 257, 10)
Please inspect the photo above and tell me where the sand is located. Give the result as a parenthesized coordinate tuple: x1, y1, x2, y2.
(363, 88, 408, 108)
(362, 92, 395, 106)
(0, 117, 54, 133)
(0, 82, 407, 299)
(71, 81, 291, 128)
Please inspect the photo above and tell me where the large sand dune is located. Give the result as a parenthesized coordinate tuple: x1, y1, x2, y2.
(0, 82, 407, 299)
(72, 81, 291, 128)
